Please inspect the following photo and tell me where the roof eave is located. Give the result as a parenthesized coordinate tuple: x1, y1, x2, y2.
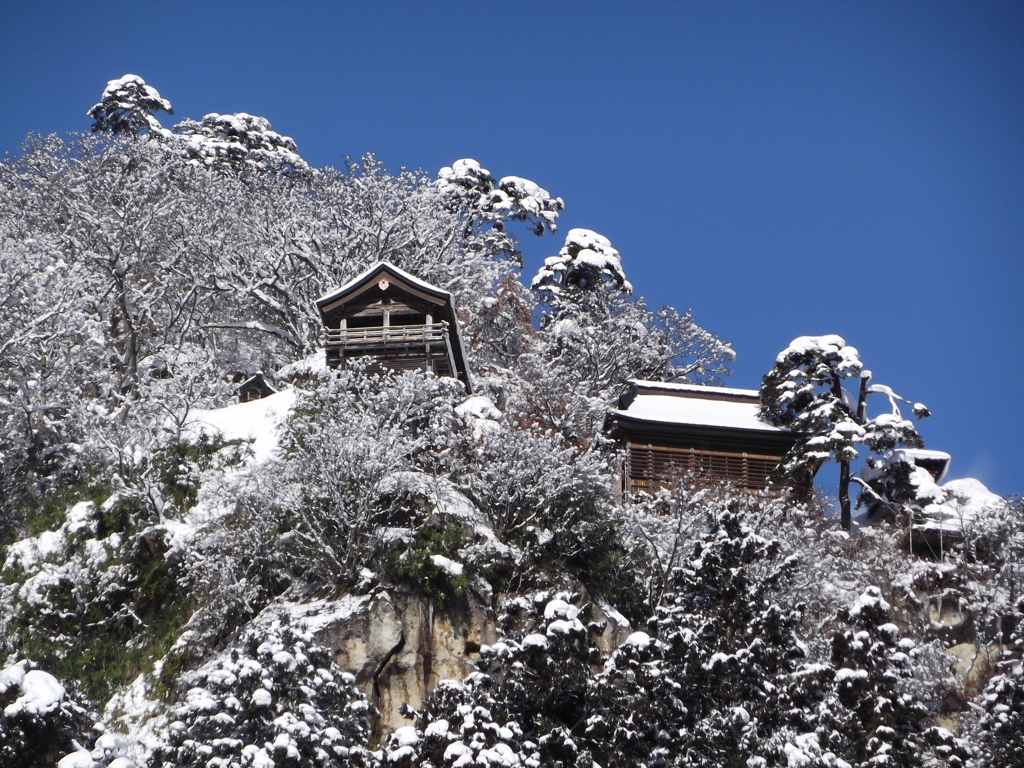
(316, 260, 452, 313)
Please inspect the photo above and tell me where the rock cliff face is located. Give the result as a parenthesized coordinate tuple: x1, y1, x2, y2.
(313, 588, 632, 734)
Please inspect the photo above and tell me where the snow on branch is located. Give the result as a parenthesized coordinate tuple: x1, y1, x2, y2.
(437, 158, 563, 235)
(87, 74, 173, 135)
(173, 112, 307, 171)
(532, 227, 632, 297)
(202, 320, 299, 345)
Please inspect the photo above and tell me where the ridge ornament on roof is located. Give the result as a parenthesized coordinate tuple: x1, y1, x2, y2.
(315, 261, 471, 391)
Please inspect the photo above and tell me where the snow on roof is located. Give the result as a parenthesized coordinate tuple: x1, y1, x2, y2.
(183, 388, 297, 463)
(316, 260, 451, 307)
(617, 381, 782, 433)
(916, 477, 1008, 534)
(629, 379, 761, 399)
(899, 449, 953, 462)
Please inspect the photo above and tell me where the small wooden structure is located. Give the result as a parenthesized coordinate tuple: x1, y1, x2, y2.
(238, 372, 276, 403)
(608, 380, 803, 495)
(315, 261, 471, 390)
(899, 449, 952, 484)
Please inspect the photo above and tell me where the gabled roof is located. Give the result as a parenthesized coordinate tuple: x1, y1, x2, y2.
(238, 372, 276, 396)
(614, 379, 785, 434)
(609, 379, 801, 457)
(316, 261, 452, 315)
(893, 448, 952, 483)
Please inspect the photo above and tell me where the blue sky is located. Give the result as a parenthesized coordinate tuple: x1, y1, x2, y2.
(3, 2, 1022, 497)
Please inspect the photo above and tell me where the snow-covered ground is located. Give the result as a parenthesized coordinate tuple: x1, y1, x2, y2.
(182, 388, 296, 464)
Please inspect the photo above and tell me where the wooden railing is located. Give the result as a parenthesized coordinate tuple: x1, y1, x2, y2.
(325, 322, 448, 348)
(627, 442, 781, 494)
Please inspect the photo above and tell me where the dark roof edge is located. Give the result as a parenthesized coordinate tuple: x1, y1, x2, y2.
(316, 261, 452, 311)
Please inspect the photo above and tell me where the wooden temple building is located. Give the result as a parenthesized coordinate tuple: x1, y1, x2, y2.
(896, 449, 952, 485)
(315, 261, 471, 391)
(237, 372, 276, 403)
(608, 380, 803, 495)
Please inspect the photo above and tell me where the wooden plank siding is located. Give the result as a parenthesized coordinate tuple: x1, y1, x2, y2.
(626, 442, 782, 494)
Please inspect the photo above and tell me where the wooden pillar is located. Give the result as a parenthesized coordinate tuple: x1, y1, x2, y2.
(424, 312, 433, 373)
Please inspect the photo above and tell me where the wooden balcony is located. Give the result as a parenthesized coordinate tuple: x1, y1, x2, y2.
(324, 321, 458, 379)
(325, 322, 449, 348)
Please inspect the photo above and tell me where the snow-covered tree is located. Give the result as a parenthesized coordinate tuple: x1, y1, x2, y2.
(437, 157, 564, 240)
(173, 112, 307, 172)
(824, 587, 939, 768)
(516, 228, 733, 440)
(87, 75, 172, 136)
(532, 227, 631, 298)
(760, 334, 930, 530)
(971, 601, 1024, 768)
(384, 593, 604, 768)
(625, 503, 816, 767)
(150, 621, 376, 768)
(263, 367, 467, 585)
(0, 662, 96, 768)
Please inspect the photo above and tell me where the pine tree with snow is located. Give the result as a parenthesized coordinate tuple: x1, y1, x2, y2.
(825, 587, 933, 768)
(437, 157, 564, 240)
(521, 229, 733, 440)
(0, 662, 96, 768)
(87, 75, 173, 135)
(150, 622, 376, 768)
(974, 603, 1024, 768)
(634, 503, 816, 767)
(532, 228, 632, 298)
(384, 593, 604, 768)
(172, 112, 307, 172)
(760, 335, 930, 530)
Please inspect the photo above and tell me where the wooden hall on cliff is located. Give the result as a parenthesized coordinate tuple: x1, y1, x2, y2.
(609, 379, 804, 495)
(315, 261, 471, 391)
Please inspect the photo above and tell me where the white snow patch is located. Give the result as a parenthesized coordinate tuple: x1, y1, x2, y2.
(425, 719, 450, 737)
(394, 725, 421, 747)
(431, 554, 464, 576)
(3, 669, 65, 717)
(456, 395, 503, 438)
(622, 631, 653, 648)
(57, 751, 97, 768)
(521, 633, 549, 650)
(546, 618, 584, 636)
(836, 668, 869, 682)
(919, 477, 1007, 533)
(377, 471, 480, 522)
(595, 598, 631, 629)
(0, 664, 26, 694)
(278, 350, 329, 381)
(183, 388, 296, 464)
(543, 599, 578, 622)
(849, 586, 890, 617)
(389, 745, 417, 762)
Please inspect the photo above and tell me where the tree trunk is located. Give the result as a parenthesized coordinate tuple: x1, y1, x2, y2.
(839, 458, 852, 531)
(841, 373, 870, 531)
